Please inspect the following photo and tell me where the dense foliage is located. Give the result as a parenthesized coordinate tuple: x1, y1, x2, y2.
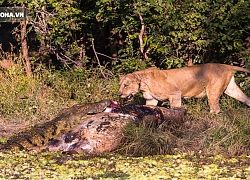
(0, 0, 249, 71)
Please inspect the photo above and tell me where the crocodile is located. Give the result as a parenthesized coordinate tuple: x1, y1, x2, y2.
(28, 112, 133, 153)
(0, 100, 117, 151)
(28, 105, 186, 154)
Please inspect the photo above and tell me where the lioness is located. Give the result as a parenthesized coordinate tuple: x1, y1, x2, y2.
(118, 63, 250, 113)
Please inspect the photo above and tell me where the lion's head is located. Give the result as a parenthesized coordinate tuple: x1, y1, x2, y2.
(118, 74, 140, 100)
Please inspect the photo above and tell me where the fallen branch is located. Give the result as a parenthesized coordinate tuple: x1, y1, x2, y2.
(91, 39, 106, 78)
(96, 52, 122, 61)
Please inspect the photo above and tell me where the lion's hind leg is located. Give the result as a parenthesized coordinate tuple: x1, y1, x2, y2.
(224, 76, 250, 107)
(207, 96, 221, 114)
(207, 82, 226, 114)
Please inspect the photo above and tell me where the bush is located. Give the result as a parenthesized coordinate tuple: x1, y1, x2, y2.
(0, 66, 119, 123)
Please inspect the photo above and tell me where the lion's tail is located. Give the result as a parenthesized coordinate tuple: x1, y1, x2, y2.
(228, 65, 250, 74)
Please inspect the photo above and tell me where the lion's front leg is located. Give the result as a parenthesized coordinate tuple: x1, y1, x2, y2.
(169, 93, 182, 108)
(146, 99, 158, 106)
(143, 92, 158, 106)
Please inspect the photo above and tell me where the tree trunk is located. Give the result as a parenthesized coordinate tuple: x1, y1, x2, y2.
(20, 21, 32, 76)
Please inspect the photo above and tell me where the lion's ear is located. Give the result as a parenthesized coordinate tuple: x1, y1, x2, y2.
(132, 73, 139, 80)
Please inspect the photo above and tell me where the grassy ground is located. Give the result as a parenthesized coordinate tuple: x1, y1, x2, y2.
(0, 151, 249, 179)
(0, 66, 249, 179)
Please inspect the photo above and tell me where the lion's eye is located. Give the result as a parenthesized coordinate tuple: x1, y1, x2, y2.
(124, 84, 128, 89)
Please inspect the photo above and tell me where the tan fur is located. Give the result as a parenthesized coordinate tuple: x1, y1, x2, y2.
(118, 63, 250, 113)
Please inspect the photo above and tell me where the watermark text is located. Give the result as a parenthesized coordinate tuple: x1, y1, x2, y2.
(0, 7, 27, 22)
